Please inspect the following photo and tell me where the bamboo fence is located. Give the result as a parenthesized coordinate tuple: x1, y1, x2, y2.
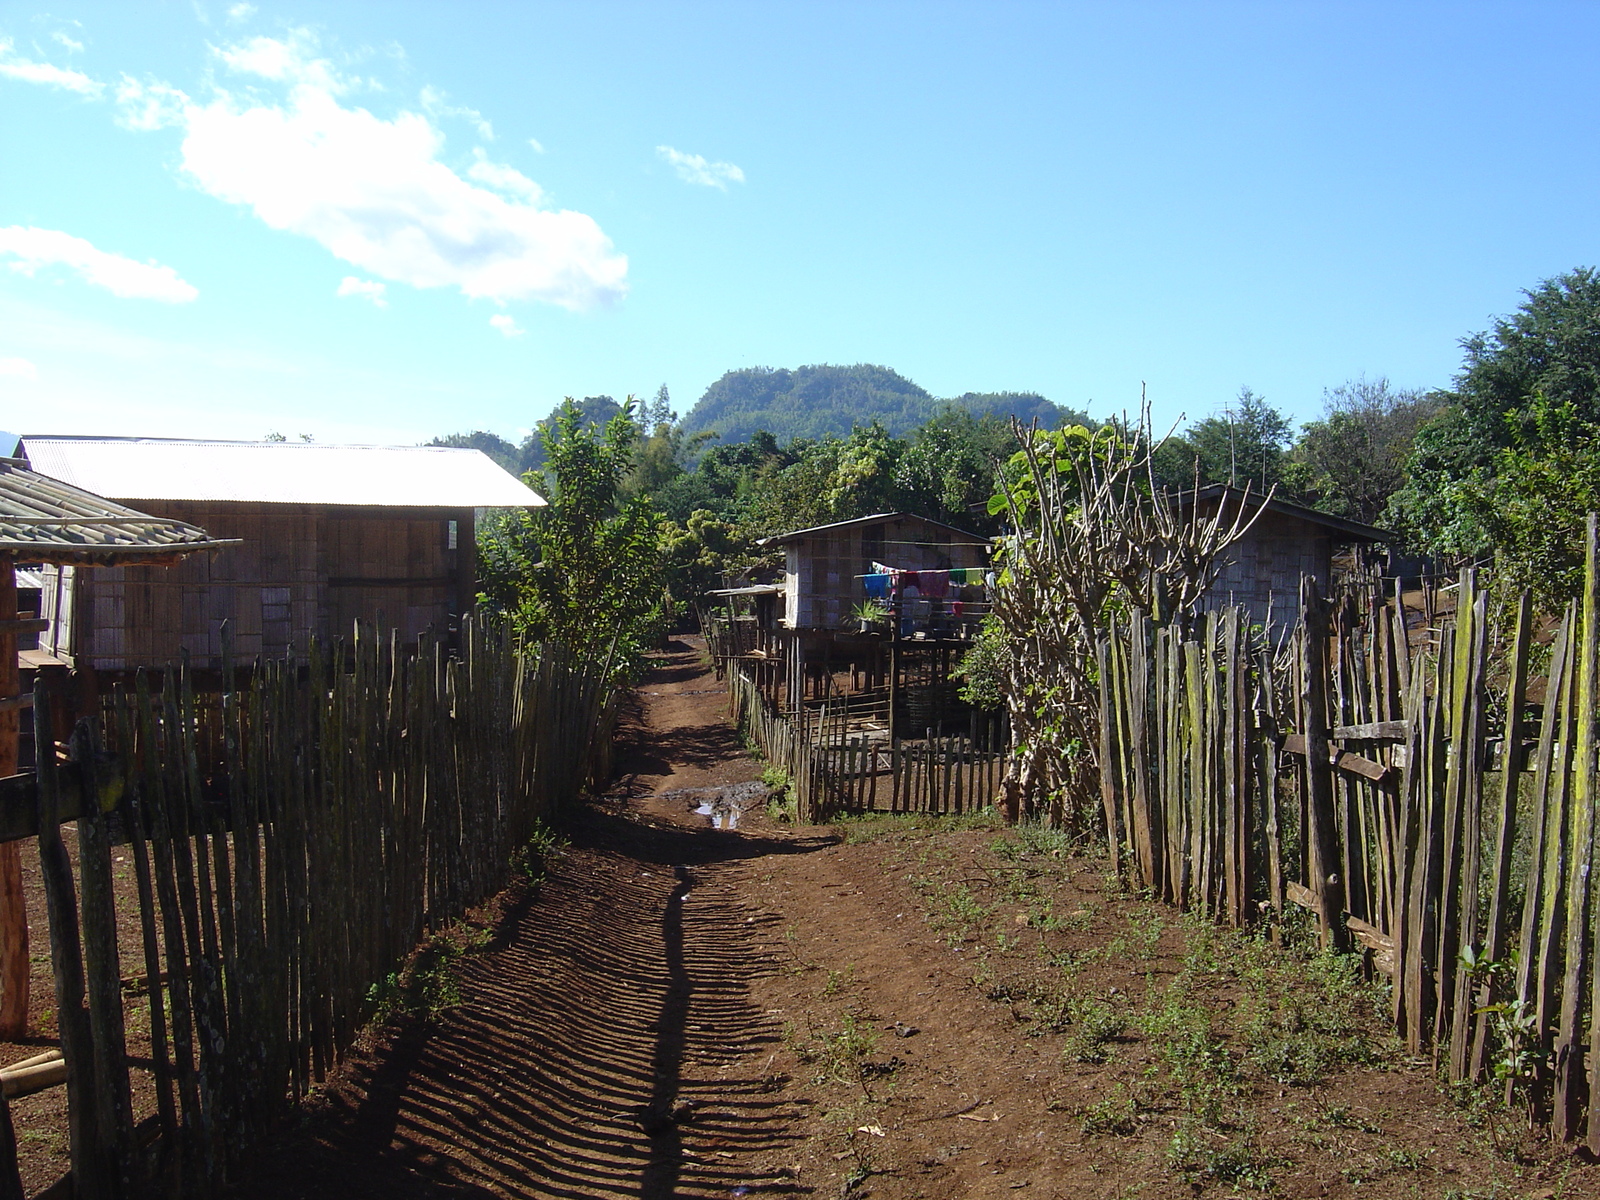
(11, 617, 616, 1198)
(729, 659, 1007, 821)
(1098, 516, 1600, 1144)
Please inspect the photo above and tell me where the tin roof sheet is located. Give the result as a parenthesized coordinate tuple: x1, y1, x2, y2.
(0, 458, 236, 564)
(756, 511, 990, 547)
(21, 436, 546, 508)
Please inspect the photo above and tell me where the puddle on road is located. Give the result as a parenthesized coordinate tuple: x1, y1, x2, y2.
(663, 780, 769, 831)
(694, 802, 739, 830)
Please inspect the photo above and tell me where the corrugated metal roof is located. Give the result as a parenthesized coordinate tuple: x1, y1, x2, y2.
(1183, 484, 1390, 543)
(0, 458, 237, 565)
(757, 511, 990, 547)
(21, 436, 546, 508)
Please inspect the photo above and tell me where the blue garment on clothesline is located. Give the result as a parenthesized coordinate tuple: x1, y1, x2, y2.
(863, 573, 891, 599)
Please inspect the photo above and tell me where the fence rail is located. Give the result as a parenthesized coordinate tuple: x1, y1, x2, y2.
(1099, 517, 1600, 1145)
(11, 617, 616, 1198)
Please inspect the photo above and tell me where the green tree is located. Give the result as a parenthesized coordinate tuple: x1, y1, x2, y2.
(1171, 388, 1291, 492)
(479, 397, 667, 673)
(430, 429, 521, 473)
(1282, 377, 1442, 526)
(1388, 267, 1600, 604)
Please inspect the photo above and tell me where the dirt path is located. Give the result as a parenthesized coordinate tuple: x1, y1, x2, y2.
(225, 638, 1600, 1200)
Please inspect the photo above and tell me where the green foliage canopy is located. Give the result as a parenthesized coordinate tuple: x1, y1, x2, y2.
(478, 398, 667, 674)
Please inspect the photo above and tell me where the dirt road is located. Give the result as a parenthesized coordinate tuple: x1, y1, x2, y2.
(225, 637, 1599, 1200)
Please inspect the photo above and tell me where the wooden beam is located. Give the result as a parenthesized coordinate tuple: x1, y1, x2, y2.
(0, 620, 47, 636)
(0, 768, 85, 843)
(1331, 720, 1409, 742)
(0, 698, 31, 716)
(1281, 733, 1397, 786)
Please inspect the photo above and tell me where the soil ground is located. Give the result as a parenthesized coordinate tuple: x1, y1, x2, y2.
(10, 636, 1600, 1197)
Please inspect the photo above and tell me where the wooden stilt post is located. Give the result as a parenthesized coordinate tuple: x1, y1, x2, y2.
(0, 554, 29, 1039)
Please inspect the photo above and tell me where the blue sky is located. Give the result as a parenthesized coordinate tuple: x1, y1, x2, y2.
(2, 1, 1598, 446)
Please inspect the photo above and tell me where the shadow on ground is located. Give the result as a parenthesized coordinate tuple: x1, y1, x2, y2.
(219, 645, 830, 1200)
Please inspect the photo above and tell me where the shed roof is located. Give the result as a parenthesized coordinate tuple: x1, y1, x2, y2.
(20, 436, 546, 509)
(0, 457, 238, 565)
(757, 512, 989, 547)
(1182, 484, 1390, 544)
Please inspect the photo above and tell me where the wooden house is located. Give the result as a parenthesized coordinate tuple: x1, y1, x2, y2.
(757, 512, 990, 633)
(1186, 484, 1389, 628)
(19, 437, 544, 673)
(1, 455, 228, 1036)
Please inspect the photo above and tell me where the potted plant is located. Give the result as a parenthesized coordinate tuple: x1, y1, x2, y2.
(848, 600, 887, 634)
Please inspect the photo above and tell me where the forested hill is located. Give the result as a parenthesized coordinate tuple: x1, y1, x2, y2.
(679, 364, 1073, 442)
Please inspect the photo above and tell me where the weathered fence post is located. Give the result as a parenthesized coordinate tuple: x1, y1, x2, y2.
(1300, 577, 1350, 954)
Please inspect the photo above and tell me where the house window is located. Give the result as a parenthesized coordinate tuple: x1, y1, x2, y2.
(447, 519, 458, 550)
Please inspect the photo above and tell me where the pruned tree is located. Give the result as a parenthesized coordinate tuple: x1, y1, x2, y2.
(985, 410, 1267, 829)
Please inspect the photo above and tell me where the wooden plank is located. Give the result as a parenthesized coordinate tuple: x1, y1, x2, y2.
(1281, 734, 1396, 785)
(1331, 721, 1411, 742)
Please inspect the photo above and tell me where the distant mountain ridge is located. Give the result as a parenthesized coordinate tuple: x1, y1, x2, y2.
(680, 364, 1074, 443)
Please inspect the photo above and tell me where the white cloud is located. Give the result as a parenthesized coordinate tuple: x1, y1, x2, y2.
(489, 314, 524, 338)
(527, 137, 545, 154)
(468, 147, 541, 200)
(119, 33, 625, 311)
(216, 29, 345, 94)
(227, 3, 258, 21)
(113, 76, 191, 131)
(656, 145, 744, 190)
(51, 31, 84, 53)
(335, 276, 387, 307)
(0, 356, 37, 379)
(0, 37, 102, 96)
(0, 226, 199, 302)
(421, 84, 492, 140)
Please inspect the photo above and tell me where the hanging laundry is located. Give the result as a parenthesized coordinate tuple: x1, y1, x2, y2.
(948, 567, 972, 586)
(863, 573, 891, 599)
(918, 569, 949, 599)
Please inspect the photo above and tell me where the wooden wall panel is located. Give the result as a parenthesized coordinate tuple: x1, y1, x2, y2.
(79, 502, 470, 671)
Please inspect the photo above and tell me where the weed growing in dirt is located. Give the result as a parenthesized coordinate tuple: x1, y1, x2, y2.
(1232, 935, 1383, 1086)
(762, 766, 796, 822)
(1062, 995, 1127, 1063)
(796, 1014, 880, 1087)
(1167, 1120, 1277, 1191)
(1138, 993, 1239, 1126)
(365, 923, 491, 1022)
(511, 820, 569, 885)
(822, 965, 856, 998)
(1080, 1082, 1140, 1135)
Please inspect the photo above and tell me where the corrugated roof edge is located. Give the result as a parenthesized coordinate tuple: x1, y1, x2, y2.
(757, 511, 991, 547)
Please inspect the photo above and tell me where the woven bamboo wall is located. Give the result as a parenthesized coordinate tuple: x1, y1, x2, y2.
(59, 502, 476, 670)
(1200, 511, 1333, 628)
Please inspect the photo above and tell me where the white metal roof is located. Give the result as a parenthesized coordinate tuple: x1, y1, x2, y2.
(20, 437, 546, 508)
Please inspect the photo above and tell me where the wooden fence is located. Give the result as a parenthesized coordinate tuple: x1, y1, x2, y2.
(1098, 516, 1600, 1145)
(11, 617, 616, 1198)
(729, 659, 1007, 822)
